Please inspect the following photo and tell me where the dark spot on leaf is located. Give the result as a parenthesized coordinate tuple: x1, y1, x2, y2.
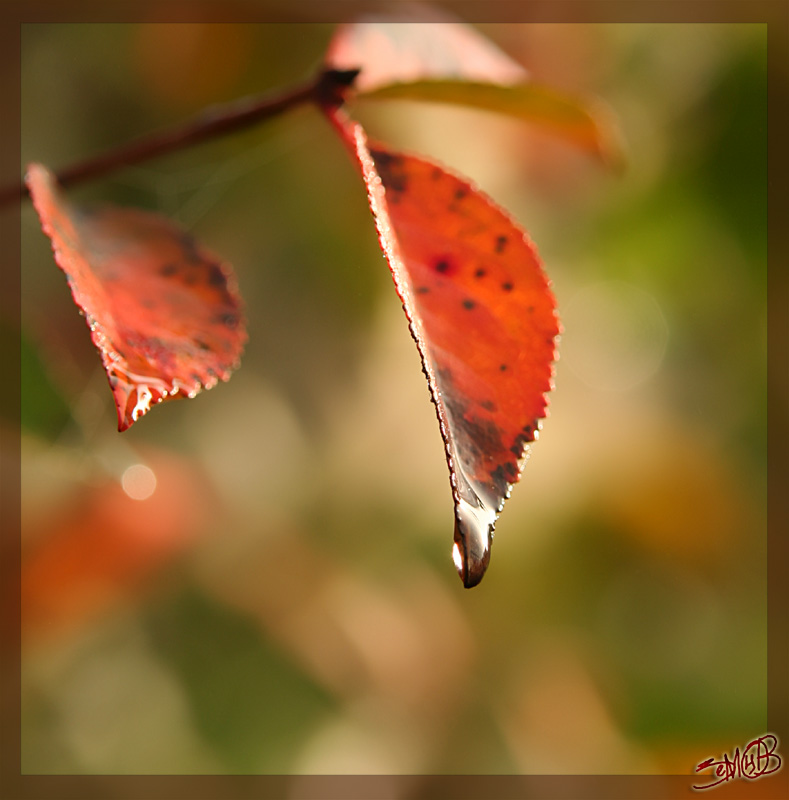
(442, 392, 466, 423)
(416, 286, 430, 294)
(432, 167, 443, 180)
(490, 460, 519, 496)
(510, 424, 535, 456)
(179, 232, 202, 264)
(474, 268, 486, 279)
(454, 187, 468, 201)
(452, 411, 505, 472)
(435, 258, 452, 274)
(462, 299, 476, 310)
(207, 263, 226, 288)
(436, 366, 454, 386)
(441, 384, 508, 476)
(195, 339, 211, 351)
(527, 305, 535, 313)
(500, 364, 508, 371)
(502, 282, 514, 292)
(73, 204, 102, 222)
(371, 150, 407, 193)
(510, 437, 530, 457)
(480, 400, 497, 412)
(160, 263, 178, 277)
(489, 465, 510, 497)
(216, 312, 239, 329)
(495, 235, 508, 253)
(190, 372, 202, 384)
(370, 149, 400, 169)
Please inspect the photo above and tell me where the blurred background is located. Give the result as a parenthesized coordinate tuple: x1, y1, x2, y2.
(18, 21, 767, 780)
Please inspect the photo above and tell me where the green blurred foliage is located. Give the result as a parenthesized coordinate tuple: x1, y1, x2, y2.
(19, 328, 73, 438)
(144, 585, 336, 773)
(19, 22, 768, 780)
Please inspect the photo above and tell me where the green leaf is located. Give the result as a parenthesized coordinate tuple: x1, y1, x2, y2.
(361, 79, 627, 171)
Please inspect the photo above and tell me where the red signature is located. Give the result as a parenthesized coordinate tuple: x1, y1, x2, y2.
(693, 733, 782, 790)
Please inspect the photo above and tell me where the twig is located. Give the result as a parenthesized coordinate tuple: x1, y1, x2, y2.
(1, 67, 359, 209)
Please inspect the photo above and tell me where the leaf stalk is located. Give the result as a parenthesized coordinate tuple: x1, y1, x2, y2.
(1, 68, 359, 209)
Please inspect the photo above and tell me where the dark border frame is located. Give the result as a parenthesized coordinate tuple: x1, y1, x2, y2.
(2, 2, 786, 799)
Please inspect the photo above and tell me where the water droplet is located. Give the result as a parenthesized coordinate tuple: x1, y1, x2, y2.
(452, 493, 495, 588)
(131, 385, 153, 421)
(108, 366, 174, 429)
(452, 541, 464, 574)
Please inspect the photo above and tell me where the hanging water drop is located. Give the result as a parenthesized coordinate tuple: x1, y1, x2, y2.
(452, 494, 496, 588)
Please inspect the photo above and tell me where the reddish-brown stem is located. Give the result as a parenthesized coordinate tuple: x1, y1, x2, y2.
(1, 67, 359, 209)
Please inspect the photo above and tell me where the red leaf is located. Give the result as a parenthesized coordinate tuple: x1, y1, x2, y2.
(331, 112, 559, 588)
(26, 163, 246, 431)
(325, 12, 527, 94)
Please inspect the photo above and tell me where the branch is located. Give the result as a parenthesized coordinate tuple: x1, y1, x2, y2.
(2, 67, 359, 209)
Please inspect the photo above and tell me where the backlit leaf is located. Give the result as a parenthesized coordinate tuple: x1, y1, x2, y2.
(326, 16, 624, 169)
(26, 163, 246, 431)
(330, 111, 559, 588)
(362, 79, 626, 171)
(325, 13, 527, 94)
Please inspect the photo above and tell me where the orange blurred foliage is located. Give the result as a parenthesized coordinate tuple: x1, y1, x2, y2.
(132, 23, 252, 110)
(22, 449, 219, 641)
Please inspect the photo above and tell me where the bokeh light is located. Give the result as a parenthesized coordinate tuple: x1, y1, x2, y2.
(121, 463, 157, 501)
